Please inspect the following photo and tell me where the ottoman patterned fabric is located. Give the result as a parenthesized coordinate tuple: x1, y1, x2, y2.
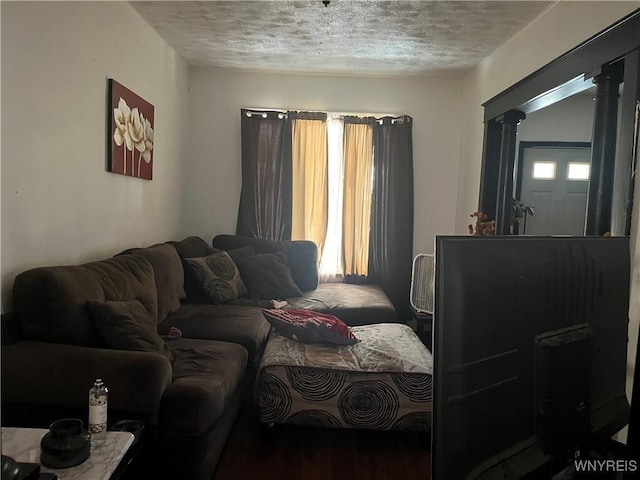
(257, 323, 432, 431)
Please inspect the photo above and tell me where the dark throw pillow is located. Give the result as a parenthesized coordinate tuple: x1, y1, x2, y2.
(87, 299, 169, 357)
(225, 245, 256, 264)
(236, 252, 303, 300)
(184, 252, 248, 304)
(262, 309, 358, 345)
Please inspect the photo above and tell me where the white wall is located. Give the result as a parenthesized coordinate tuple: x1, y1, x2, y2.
(1, 1, 190, 311)
(185, 69, 465, 255)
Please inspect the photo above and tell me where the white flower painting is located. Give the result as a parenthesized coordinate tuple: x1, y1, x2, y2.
(108, 79, 154, 179)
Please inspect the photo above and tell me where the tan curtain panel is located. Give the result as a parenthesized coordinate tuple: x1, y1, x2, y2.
(342, 119, 374, 276)
(291, 116, 328, 255)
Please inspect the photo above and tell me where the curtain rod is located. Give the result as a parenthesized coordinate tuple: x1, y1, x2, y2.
(243, 109, 408, 123)
(377, 116, 408, 125)
(244, 109, 287, 119)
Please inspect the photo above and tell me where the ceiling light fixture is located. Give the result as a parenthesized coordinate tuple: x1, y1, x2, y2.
(322, 1, 330, 6)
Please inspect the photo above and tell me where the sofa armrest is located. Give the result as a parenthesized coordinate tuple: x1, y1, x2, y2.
(2, 341, 172, 419)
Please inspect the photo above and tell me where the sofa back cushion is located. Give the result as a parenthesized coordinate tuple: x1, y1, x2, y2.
(13, 255, 157, 347)
(117, 243, 186, 323)
(212, 234, 318, 291)
(1, 312, 22, 346)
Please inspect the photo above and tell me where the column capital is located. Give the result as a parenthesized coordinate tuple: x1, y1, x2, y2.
(586, 60, 624, 85)
(496, 109, 526, 126)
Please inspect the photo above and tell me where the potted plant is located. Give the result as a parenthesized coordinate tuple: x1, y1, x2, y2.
(511, 199, 535, 234)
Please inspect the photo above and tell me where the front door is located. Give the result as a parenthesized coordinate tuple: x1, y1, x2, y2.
(517, 144, 591, 235)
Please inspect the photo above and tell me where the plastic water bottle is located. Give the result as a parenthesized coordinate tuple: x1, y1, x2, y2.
(89, 379, 108, 443)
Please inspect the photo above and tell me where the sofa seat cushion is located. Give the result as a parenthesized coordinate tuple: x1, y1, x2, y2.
(158, 304, 270, 361)
(160, 338, 248, 436)
(284, 283, 397, 326)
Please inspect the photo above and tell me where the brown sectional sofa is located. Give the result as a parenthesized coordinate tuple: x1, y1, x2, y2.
(1, 234, 398, 479)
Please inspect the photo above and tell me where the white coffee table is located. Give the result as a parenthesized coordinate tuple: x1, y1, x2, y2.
(2, 427, 134, 480)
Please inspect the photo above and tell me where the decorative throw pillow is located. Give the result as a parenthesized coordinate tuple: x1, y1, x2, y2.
(236, 252, 303, 300)
(262, 309, 358, 345)
(184, 252, 248, 304)
(168, 236, 218, 303)
(87, 299, 169, 357)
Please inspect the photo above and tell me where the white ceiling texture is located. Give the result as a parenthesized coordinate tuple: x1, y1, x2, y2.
(130, 1, 554, 76)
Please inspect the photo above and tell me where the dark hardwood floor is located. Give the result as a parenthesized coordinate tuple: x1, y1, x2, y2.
(213, 402, 431, 480)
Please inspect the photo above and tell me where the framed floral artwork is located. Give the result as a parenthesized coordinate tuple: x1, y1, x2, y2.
(108, 79, 154, 180)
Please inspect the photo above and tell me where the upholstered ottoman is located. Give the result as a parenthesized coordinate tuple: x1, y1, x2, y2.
(257, 323, 432, 431)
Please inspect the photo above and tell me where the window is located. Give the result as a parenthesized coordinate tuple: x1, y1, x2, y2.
(238, 108, 413, 289)
(318, 114, 345, 279)
(567, 162, 590, 180)
(291, 113, 374, 280)
(532, 161, 556, 179)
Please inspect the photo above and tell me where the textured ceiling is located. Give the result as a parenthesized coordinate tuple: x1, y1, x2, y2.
(130, 1, 553, 76)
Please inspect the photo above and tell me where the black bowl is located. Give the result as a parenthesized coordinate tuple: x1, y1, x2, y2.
(40, 418, 91, 468)
(1, 455, 21, 480)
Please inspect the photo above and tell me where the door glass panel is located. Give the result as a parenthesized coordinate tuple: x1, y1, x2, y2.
(519, 146, 590, 235)
(567, 162, 590, 180)
(532, 161, 556, 179)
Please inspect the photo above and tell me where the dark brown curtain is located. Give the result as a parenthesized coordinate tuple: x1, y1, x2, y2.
(369, 116, 414, 323)
(237, 109, 292, 241)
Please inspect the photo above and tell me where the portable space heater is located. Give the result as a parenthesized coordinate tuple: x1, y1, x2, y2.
(410, 254, 435, 314)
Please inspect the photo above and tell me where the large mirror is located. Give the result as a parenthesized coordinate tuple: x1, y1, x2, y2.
(478, 11, 639, 237)
(512, 88, 596, 235)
